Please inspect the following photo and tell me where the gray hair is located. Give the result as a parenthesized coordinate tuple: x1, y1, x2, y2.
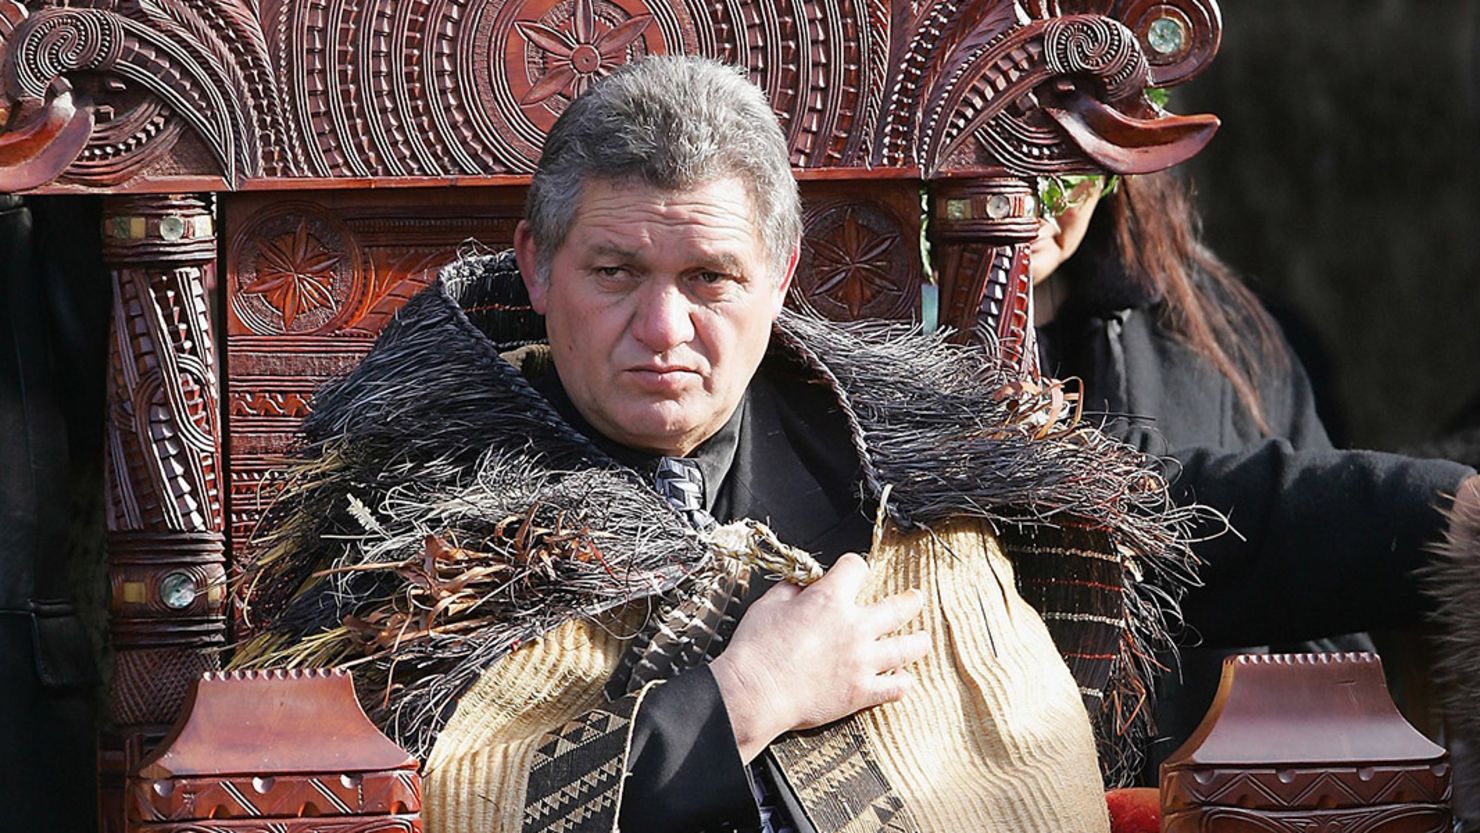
(525, 55, 801, 280)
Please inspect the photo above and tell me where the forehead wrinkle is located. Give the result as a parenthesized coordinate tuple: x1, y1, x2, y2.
(585, 233, 749, 276)
(578, 177, 758, 223)
(587, 241, 643, 260)
(569, 179, 768, 273)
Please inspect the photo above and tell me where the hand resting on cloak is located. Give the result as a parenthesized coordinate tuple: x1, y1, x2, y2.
(708, 552, 930, 763)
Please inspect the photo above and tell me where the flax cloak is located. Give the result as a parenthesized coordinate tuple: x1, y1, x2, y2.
(235, 252, 1209, 832)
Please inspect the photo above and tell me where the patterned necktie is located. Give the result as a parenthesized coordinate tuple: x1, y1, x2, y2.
(654, 456, 717, 532)
(654, 458, 795, 833)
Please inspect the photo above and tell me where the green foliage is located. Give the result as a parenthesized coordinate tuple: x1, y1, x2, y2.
(1036, 174, 1118, 218)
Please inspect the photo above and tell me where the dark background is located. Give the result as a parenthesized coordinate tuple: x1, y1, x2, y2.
(1176, 1, 1480, 451)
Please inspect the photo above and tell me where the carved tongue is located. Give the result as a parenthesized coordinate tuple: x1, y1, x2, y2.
(1043, 88, 1219, 175)
(0, 85, 94, 192)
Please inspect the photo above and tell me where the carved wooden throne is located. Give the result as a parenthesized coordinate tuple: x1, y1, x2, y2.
(0, 0, 1224, 829)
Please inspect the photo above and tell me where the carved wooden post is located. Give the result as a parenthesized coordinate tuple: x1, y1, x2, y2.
(99, 194, 225, 833)
(929, 174, 1041, 376)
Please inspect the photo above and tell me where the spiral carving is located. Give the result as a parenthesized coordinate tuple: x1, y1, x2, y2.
(1115, 0, 1221, 86)
(1043, 15, 1147, 102)
(13, 10, 122, 99)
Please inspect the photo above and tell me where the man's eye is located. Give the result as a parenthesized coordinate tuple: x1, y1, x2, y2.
(594, 266, 630, 281)
(695, 271, 729, 285)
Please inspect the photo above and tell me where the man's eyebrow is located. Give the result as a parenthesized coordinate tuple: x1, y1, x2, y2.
(588, 242, 642, 261)
(700, 252, 745, 274)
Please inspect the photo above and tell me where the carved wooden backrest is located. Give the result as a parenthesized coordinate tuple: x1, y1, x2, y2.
(0, 1, 1223, 830)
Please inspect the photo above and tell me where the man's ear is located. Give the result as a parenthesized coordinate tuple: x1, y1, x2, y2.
(513, 220, 549, 315)
(772, 241, 800, 313)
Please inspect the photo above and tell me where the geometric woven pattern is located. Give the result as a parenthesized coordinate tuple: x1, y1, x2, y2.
(521, 696, 640, 833)
(769, 721, 920, 833)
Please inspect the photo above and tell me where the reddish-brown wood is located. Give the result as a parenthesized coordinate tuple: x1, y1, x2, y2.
(222, 187, 530, 561)
(131, 669, 421, 833)
(928, 175, 1040, 366)
(790, 181, 925, 323)
(1161, 653, 1451, 833)
(0, 0, 1221, 188)
(100, 192, 228, 833)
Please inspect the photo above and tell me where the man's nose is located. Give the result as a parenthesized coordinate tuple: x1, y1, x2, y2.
(630, 281, 696, 353)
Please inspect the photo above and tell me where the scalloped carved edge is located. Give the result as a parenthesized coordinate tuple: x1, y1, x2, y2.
(0, 0, 1223, 189)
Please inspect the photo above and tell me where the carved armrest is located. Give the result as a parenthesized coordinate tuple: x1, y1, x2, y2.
(1161, 652, 1451, 833)
(130, 669, 422, 833)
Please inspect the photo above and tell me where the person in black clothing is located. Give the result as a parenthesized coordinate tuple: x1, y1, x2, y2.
(1024, 170, 1479, 772)
(1, 195, 108, 832)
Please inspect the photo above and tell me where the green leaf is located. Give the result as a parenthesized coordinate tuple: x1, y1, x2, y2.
(1037, 174, 1108, 217)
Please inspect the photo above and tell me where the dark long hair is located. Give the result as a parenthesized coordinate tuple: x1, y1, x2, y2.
(1077, 171, 1285, 434)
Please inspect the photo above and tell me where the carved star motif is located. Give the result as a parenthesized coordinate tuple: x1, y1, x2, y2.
(810, 210, 902, 317)
(243, 223, 338, 328)
(516, 0, 653, 106)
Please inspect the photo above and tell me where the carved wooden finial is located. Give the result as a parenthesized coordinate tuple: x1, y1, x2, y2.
(1162, 652, 1451, 833)
(130, 670, 421, 829)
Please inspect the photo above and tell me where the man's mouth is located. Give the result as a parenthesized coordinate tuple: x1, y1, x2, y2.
(627, 366, 700, 389)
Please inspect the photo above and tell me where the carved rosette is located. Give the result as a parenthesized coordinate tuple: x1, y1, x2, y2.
(220, 190, 528, 588)
(507, 0, 665, 127)
(102, 193, 226, 728)
(793, 199, 919, 322)
(0, 0, 1224, 192)
(228, 202, 366, 336)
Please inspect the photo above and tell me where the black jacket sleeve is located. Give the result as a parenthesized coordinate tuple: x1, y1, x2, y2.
(1096, 305, 1475, 649)
(1150, 436, 1474, 648)
(620, 665, 759, 832)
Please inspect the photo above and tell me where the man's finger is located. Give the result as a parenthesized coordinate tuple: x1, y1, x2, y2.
(863, 669, 916, 707)
(811, 551, 869, 599)
(870, 631, 931, 673)
(866, 588, 925, 634)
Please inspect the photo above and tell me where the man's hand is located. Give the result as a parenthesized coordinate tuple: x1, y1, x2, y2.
(708, 553, 929, 763)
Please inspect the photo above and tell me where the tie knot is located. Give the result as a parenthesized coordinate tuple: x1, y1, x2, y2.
(655, 457, 715, 531)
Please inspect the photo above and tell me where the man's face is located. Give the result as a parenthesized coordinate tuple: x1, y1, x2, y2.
(515, 177, 796, 457)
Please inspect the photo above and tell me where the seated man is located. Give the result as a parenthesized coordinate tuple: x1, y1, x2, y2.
(237, 55, 1480, 833)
